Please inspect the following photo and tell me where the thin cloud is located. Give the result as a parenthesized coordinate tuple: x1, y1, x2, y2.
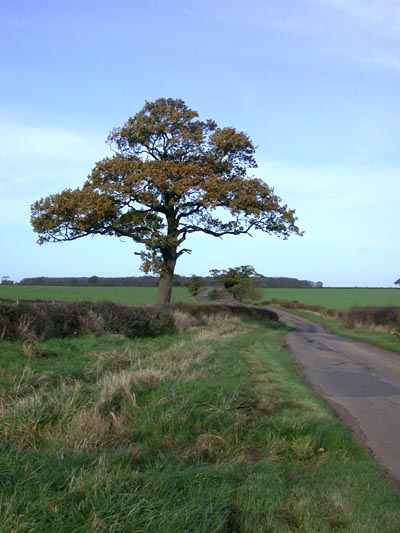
(257, 161, 400, 222)
(0, 121, 109, 195)
(0, 123, 106, 160)
(313, 0, 400, 39)
(358, 49, 400, 70)
(0, 122, 109, 226)
(183, 0, 400, 71)
(305, 0, 400, 71)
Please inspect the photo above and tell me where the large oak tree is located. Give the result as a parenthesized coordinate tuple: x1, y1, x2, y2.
(31, 98, 302, 303)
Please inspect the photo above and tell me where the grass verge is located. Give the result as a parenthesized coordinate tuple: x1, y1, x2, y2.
(1, 319, 400, 531)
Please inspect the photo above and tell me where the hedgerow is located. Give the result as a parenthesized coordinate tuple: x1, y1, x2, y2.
(0, 301, 278, 342)
(344, 306, 400, 332)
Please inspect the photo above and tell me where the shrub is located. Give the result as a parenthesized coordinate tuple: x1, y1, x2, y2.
(344, 307, 400, 332)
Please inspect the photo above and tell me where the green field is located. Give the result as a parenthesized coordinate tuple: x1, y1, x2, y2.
(263, 288, 400, 309)
(0, 285, 192, 306)
(1, 318, 400, 531)
(1, 286, 400, 309)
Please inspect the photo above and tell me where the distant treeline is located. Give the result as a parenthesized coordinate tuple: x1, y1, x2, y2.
(260, 277, 321, 288)
(19, 276, 162, 287)
(18, 276, 320, 289)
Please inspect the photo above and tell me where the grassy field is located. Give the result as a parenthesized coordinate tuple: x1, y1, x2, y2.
(263, 288, 400, 309)
(1, 286, 400, 310)
(1, 318, 400, 531)
(0, 285, 192, 306)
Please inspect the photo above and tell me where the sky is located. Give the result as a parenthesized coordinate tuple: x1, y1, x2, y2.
(1, 0, 399, 287)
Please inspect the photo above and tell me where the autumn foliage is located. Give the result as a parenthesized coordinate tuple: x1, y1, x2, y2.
(31, 98, 301, 303)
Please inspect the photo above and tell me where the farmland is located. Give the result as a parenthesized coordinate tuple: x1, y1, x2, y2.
(262, 287, 400, 309)
(1, 285, 400, 309)
(0, 285, 192, 306)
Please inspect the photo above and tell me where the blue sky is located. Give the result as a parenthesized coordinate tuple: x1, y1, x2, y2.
(1, 0, 399, 286)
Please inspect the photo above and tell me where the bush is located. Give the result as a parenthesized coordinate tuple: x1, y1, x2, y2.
(0, 301, 279, 342)
(344, 307, 400, 332)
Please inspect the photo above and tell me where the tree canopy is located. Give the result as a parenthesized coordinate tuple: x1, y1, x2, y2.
(210, 265, 263, 302)
(31, 97, 302, 303)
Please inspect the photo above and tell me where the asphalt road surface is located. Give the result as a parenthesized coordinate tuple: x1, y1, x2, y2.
(272, 308, 400, 483)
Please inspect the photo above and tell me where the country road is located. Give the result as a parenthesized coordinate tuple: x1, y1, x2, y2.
(271, 308, 400, 484)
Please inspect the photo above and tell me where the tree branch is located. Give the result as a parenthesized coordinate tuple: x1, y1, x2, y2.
(183, 224, 251, 238)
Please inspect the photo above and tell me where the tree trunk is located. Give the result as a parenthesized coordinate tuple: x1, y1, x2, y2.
(157, 258, 176, 304)
(157, 215, 179, 304)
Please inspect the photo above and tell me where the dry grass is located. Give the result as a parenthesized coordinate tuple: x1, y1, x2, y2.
(69, 408, 131, 451)
(60, 325, 232, 452)
(171, 309, 200, 333)
(349, 320, 397, 334)
(193, 320, 247, 342)
(0, 322, 240, 453)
